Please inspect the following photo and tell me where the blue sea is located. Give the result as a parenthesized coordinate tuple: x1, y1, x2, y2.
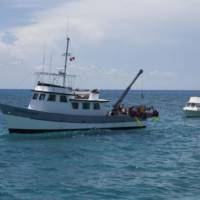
(0, 89, 200, 200)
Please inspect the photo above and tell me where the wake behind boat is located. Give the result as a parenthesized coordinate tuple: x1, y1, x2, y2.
(0, 37, 158, 134)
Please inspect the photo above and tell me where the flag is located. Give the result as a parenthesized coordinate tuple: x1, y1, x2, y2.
(69, 57, 75, 62)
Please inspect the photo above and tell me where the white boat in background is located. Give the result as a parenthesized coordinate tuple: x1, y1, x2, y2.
(0, 37, 158, 134)
(183, 97, 200, 117)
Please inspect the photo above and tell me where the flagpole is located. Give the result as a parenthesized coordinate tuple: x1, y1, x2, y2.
(63, 36, 70, 87)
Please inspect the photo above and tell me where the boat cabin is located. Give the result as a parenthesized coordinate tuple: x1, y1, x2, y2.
(185, 97, 200, 109)
(28, 72, 109, 116)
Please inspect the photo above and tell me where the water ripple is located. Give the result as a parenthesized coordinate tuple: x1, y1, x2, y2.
(0, 90, 200, 199)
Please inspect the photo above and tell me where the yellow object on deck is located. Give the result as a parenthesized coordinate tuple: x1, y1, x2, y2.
(152, 117, 160, 122)
(134, 117, 144, 127)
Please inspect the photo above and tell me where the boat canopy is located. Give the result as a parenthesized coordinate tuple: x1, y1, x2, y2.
(188, 97, 200, 104)
(35, 72, 76, 89)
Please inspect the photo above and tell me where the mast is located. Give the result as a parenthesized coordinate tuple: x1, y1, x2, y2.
(63, 36, 70, 87)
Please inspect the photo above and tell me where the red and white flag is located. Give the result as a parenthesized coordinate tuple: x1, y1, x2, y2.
(69, 57, 75, 62)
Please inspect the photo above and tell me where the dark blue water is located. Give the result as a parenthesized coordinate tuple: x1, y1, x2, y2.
(0, 90, 200, 200)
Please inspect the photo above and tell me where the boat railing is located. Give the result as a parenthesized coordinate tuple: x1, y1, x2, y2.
(35, 71, 76, 88)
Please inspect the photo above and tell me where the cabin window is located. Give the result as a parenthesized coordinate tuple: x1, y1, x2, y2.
(48, 94, 56, 102)
(83, 102, 90, 110)
(39, 93, 46, 100)
(93, 103, 100, 110)
(60, 95, 67, 102)
(72, 102, 79, 109)
(32, 93, 38, 100)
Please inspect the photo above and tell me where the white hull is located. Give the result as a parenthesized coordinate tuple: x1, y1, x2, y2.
(183, 97, 200, 117)
(4, 114, 145, 133)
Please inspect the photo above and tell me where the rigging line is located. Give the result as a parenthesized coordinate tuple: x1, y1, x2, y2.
(49, 51, 53, 73)
(141, 73, 144, 99)
(46, 50, 54, 84)
(42, 44, 46, 73)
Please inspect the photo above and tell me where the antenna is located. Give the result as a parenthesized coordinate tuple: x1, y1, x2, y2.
(63, 36, 70, 87)
(49, 52, 53, 73)
(141, 73, 144, 99)
(42, 45, 46, 72)
(66, 17, 70, 35)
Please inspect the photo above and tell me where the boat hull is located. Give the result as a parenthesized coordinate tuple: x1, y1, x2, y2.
(183, 110, 200, 117)
(0, 104, 145, 134)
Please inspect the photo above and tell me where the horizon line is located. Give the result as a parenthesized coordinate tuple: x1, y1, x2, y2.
(0, 88, 200, 91)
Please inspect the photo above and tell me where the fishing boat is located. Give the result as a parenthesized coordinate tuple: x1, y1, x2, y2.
(183, 97, 200, 117)
(0, 37, 158, 133)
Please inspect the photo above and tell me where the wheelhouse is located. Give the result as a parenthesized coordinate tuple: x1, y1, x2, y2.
(28, 74, 109, 116)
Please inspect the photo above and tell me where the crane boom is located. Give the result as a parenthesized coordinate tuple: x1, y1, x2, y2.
(113, 69, 143, 110)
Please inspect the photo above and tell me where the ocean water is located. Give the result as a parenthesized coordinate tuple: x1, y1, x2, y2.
(0, 89, 200, 200)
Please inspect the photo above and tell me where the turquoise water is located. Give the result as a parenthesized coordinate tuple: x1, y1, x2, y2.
(0, 90, 200, 199)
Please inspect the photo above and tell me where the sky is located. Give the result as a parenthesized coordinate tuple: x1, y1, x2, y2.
(0, 0, 200, 89)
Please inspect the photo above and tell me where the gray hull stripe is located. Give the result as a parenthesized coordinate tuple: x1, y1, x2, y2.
(0, 104, 137, 124)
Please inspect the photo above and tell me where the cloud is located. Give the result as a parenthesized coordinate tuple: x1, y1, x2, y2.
(149, 70, 159, 76)
(3, 0, 200, 48)
(1, 32, 18, 46)
(0, 0, 200, 89)
(149, 70, 176, 78)
(68, 63, 141, 89)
